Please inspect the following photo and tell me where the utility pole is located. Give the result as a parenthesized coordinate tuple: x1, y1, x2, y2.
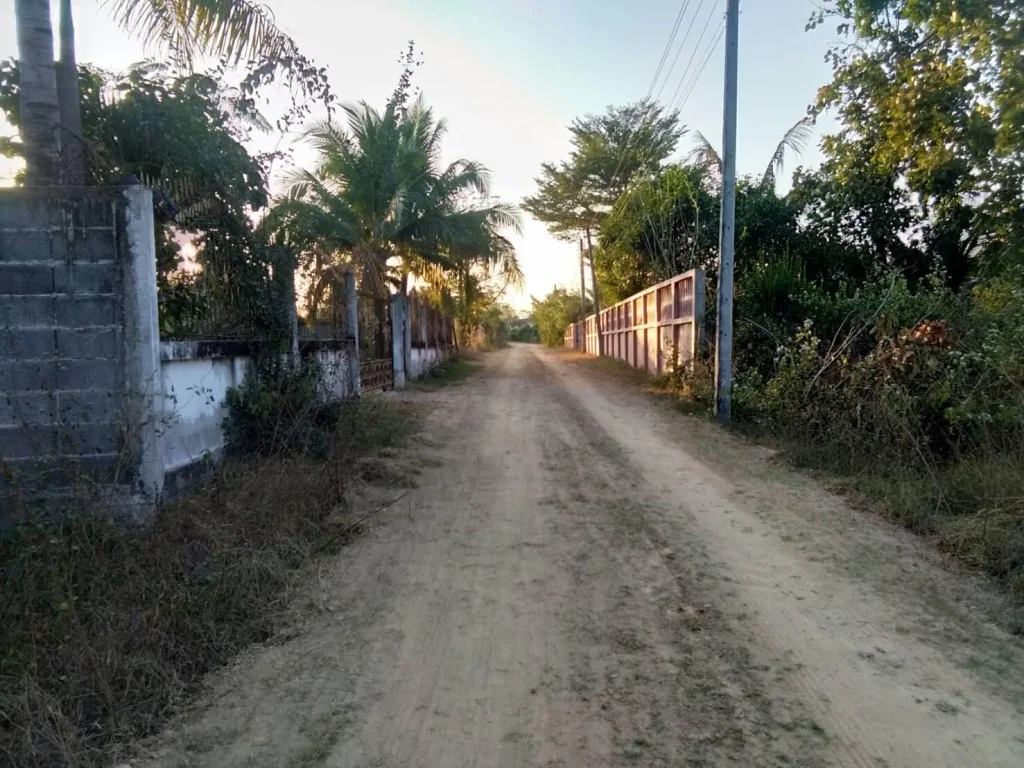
(578, 238, 588, 351)
(715, 0, 740, 420)
(585, 226, 603, 357)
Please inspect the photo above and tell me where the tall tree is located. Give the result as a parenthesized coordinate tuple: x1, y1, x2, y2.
(12, 0, 316, 184)
(272, 95, 518, 314)
(524, 100, 684, 353)
(14, 0, 60, 185)
(523, 100, 685, 240)
(808, 0, 1024, 282)
(57, 0, 84, 184)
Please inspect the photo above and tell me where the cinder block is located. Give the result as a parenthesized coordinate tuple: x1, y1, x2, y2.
(0, 230, 54, 262)
(60, 228, 118, 264)
(53, 262, 118, 295)
(0, 454, 123, 491)
(0, 296, 55, 327)
(57, 328, 118, 359)
(0, 360, 57, 391)
(57, 389, 117, 425)
(0, 328, 57, 360)
(0, 263, 54, 295)
(0, 424, 58, 459)
(0, 391, 54, 426)
(56, 359, 118, 390)
(59, 422, 121, 456)
(0, 197, 45, 229)
(55, 295, 118, 327)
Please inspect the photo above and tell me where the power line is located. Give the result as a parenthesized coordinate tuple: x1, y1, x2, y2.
(665, 3, 720, 112)
(646, 1, 691, 101)
(607, 0, 695, 201)
(675, 22, 726, 113)
(652, 0, 698, 103)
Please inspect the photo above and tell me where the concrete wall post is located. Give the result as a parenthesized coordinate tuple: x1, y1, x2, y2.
(345, 271, 361, 396)
(391, 293, 406, 390)
(121, 186, 164, 513)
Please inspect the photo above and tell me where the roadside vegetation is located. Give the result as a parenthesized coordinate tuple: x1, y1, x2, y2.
(0, 363, 418, 767)
(2, 6, 520, 766)
(529, 1, 1024, 598)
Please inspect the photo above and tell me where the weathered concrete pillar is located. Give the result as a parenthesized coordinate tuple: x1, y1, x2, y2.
(391, 293, 406, 390)
(691, 268, 706, 364)
(345, 271, 361, 396)
(121, 185, 164, 513)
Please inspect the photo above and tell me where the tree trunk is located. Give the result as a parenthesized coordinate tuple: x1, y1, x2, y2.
(586, 226, 603, 356)
(15, 0, 61, 185)
(57, 0, 85, 185)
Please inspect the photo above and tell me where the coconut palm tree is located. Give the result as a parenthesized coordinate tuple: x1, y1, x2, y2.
(688, 116, 814, 189)
(13, 0, 294, 185)
(274, 97, 520, 303)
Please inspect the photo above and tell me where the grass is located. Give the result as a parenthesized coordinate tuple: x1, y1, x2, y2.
(414, 355, 478, 388)
(0, 397, 417, 768)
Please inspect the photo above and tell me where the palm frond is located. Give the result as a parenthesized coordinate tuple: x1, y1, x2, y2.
(686, 130, 722, 182)
(761, 116, 813, 188)
(108, 0, 293, 65)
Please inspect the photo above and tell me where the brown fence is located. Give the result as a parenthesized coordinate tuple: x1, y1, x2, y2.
(565, 269, 705, 374)
(408, 289, 454, 349)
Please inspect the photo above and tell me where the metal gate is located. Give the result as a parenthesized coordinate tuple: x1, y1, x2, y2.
(359, 295, 393, 392)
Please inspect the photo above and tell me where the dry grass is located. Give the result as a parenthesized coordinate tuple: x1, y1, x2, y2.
(0, 398, 418, 768)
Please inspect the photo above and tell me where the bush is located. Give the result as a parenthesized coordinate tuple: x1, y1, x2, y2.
(223, 358, 330, 458)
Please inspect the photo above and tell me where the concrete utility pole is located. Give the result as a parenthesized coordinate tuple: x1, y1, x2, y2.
(715, 0, 740, 420)
(579, 238, 588, 351)
(585, 226, 603, 357)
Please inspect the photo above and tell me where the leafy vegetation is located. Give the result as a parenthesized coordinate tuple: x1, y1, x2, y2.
(532, 287, 591, 347)
(268, 47, 522, 345)
(0, 392, 418, 768)
(532, 1, 1024, 596)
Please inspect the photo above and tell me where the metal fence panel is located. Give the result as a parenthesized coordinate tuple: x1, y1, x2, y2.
(564, 269, 705, 373)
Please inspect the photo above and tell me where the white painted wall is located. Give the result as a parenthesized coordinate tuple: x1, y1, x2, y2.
(409, 345, 451, 379)
(159, 345, 248, 475)
(156, 342, 359, 490)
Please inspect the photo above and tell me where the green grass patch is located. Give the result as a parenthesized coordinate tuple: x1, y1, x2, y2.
(415, 356, 478, 388)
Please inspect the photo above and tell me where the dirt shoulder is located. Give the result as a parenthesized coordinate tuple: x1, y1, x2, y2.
(138, 345, 1024, 768)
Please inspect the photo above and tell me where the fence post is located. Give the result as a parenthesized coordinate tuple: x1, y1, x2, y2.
(691, 269, 706, 366)
(121, 186, 165, 512)
(391, 293, 407, 390)
(345, 271, 361, 396)
(284, 264, 299, 363)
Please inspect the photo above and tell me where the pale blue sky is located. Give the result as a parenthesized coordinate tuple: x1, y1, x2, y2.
(0, 0, 837, 305)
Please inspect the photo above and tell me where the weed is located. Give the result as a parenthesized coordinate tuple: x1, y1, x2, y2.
(0, 396, 417, 768)
(415, 357, 478, 388)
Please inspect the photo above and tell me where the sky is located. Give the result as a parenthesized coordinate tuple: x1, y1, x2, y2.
(0, 0, 838, 308)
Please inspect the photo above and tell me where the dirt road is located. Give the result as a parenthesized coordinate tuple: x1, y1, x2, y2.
(147, 345, 1024, 768)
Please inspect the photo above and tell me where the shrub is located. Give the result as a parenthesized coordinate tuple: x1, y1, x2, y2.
(223, 357, 329, 457)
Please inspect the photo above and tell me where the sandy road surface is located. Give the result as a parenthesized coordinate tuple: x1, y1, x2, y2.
(146, 345, 1024, 768)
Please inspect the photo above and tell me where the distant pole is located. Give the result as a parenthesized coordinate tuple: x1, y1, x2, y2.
(579, 238, 587, 351)
(715, 0, 740, 421)
(585, 226, 603, 357)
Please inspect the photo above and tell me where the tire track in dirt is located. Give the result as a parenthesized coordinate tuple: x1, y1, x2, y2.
(540, 346, 1024, 768)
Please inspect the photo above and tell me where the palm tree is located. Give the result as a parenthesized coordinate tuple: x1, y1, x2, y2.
(688, 116, 814, 189)
(14, 0, 60, 184)
(14, 0, 294, 185)
(275, 97, 520, 303)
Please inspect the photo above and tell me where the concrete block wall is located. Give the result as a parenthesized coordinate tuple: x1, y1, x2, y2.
(0, 187, 161, 517)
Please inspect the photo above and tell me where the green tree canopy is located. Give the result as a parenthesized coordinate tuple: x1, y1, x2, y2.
(523, 100, 685, 240)
(532, 287, 591, 347)
(808, 0, 1024, 284)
